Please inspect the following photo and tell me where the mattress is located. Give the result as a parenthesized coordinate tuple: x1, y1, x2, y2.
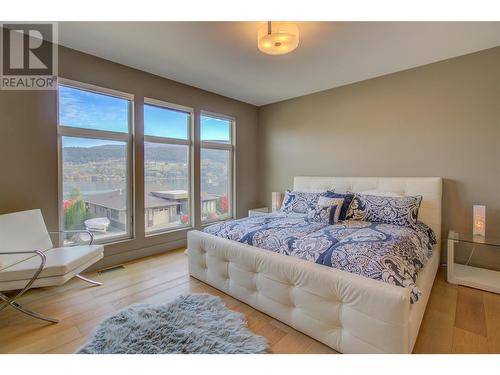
(204, 212, 436, 303)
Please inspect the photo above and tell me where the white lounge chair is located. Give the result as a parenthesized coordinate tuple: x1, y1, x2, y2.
(0, 209, 104, 323)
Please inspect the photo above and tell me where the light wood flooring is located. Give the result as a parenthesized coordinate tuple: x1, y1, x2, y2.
(1, 248, 499, 354)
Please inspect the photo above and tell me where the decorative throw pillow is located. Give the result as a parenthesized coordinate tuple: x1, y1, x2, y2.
(281, 190, 326, 214)
(324, 191, 355, 220)
(359, 190, 402, 197)
(345, 194, 422, 227)
(307, 204, 339, 225)
(317, 196, 344, 223)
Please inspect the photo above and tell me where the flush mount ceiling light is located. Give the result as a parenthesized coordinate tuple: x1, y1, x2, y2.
(257, 22, 299, 55)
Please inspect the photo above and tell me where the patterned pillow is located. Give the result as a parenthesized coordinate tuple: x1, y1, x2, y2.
(324, 191, 355, 220)
(318, 196, 344, 222)
(281, 190, 327, 214)
(307, 204, 339, 225)
(345, 194, 422, 227)
(359, 190, 402, 197)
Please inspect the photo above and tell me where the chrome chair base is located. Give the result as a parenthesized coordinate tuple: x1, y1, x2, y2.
(1, 230, 101, 324)
(75, 274, 103, 286)
(0, 274, 102, 324)
(0, 292, 60, 323)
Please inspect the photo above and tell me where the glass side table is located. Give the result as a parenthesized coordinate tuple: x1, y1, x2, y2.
(248, 207, 270, 217)
(447, 230, 500, 294)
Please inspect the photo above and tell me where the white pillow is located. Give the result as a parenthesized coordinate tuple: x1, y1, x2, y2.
(359, 190, 402, 197)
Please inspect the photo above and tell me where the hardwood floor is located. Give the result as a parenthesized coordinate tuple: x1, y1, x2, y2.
(413, 266, 500, 354)
(1, 248, 499, 354)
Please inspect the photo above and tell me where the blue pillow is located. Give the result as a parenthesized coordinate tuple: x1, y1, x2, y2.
(324, 191, 354, 220)
(281, 190, 326, 214)
(307, 204, 339, 225)
(345, 194, 422, 227)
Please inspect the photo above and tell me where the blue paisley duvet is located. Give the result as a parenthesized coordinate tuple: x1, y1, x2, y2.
(204, 212, 436, 303)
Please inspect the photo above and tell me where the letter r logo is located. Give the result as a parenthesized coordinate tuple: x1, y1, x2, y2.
(1, 23, 54, 75)
(9, 29, 48, 70)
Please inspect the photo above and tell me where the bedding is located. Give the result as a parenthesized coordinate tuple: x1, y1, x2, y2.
(204, 212, 436, 303)
(307, 203, 340, 224)
(359, 190, 402, 197)
(324, 191, 354, 220)
(345, 194, 422, 227)
(281, 190, 327, 214)
(311, 196, 344, 224)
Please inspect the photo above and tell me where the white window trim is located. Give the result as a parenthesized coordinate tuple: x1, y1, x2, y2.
(145, 97, 192, 114)
(57, 78, 135, 246)
(143, 97, 195, 236)
(59, 78, 134, 101)
(200, 111, 236, 224)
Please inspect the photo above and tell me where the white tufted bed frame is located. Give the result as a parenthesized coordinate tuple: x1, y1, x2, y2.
(187, 177, 442, 353)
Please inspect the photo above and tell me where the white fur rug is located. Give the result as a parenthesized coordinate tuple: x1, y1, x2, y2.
(77, 293, 268, 354)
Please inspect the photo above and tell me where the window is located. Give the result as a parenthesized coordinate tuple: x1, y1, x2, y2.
(58, 80, 133, 244)
(200, 113, 234, 223)
(144, 99, 193, 234)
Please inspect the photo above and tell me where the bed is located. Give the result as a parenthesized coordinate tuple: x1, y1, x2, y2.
(187, 177, 442, 353)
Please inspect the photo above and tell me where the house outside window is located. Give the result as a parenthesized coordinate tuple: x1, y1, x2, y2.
(58, 79, 134, 244)
(143, 98, 193, 235)
(200, 112, 234, 224)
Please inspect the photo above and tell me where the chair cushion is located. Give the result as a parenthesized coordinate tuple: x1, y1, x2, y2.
(0, 245, 104, 282)
(0, 209, 53, 271)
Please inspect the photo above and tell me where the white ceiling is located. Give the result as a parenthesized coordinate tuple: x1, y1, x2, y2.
(58, 22, 500, 106)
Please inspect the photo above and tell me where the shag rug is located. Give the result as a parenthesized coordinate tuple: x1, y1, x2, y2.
(77, 293, 268, 354)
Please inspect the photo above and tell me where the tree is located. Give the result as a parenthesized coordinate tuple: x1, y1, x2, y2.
(217, 195, 228, 213)
(63, 199, 73, 212)
(64, 188, 90, 230)
(70, 187, 82, 201)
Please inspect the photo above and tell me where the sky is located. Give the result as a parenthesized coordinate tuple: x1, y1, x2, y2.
(59, 85, 231, 147)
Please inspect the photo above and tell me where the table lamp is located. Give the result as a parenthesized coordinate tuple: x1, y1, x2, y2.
(473, 205, 486, 237)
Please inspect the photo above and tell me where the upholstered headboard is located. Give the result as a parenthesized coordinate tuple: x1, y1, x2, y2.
(293, 176, 443, 248)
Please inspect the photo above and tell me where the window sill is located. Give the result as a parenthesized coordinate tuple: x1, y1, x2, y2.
(201, 216, 233, 227)
(145, 224, 193, 238)
(93, 234, 135, 247)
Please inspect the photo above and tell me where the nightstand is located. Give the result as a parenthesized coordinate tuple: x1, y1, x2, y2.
(248, 207, 269, 217)
(447, 230, 500, 294)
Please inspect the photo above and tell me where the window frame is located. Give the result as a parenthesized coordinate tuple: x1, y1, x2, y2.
(143, 97, 194, 236)
(200, 110, 236, 225)
(57, 78, 135, 245)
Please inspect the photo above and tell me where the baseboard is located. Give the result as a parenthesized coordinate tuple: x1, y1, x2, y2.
(85, 238, 187, 272)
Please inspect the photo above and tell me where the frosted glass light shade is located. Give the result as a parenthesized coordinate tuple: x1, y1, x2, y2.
(473, 205, 486, 237)
(258, 22, 299, 55)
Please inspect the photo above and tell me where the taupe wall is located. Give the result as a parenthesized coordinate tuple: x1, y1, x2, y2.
(0, 46, 259, 267)
(258, 47, 500, 257)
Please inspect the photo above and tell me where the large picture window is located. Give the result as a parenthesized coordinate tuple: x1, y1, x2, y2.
(200, 113, 234, 223)
(144, 99, 193, 234)
(58, 80, 133, 244)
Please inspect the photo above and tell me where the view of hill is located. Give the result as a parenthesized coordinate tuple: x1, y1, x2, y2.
(63, 145, 127, 163)
(63, 143, 229, 203)
(63, 144, 227, 164)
